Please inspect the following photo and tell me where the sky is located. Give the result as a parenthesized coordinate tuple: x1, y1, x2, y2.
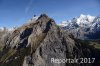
(0, 0, 100, 28)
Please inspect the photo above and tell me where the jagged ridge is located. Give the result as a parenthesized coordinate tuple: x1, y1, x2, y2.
(59, 14, 100, 39)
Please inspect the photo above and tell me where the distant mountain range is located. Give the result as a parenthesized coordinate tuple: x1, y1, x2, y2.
(59, 14, 100, 39)
(0, 27, 14, 31)
(0, 16, 39, 31)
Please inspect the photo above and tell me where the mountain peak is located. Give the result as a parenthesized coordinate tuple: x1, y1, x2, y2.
(59, 14, 100, 39)
(79, 14, 95, 19)
(80, 14, 86, 18)
(59, 14, 95, 28)
(0, 14, 81, 66)
(76, 14, 95, 26)
(38, 14, 49, 19)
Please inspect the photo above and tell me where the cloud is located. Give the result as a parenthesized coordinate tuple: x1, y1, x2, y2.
(25, 0, 34, 13)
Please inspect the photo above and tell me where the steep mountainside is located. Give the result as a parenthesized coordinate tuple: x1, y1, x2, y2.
(0, 14, 100, 66)
(59, 14, 100, 39)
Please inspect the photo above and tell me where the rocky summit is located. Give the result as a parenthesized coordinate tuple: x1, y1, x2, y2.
(0, 14, 100, 66)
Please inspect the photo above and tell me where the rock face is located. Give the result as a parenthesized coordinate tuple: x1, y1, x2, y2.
(59, 14, 100, 39)
(0, 14, 99, 66)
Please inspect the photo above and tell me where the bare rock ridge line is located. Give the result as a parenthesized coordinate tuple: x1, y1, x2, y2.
(0, 14, 99, 66)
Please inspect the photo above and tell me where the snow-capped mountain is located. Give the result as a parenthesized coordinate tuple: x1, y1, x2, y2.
(0, 27, 4, 31)
(59, 14, 95, 27)
(59, 14, 100, 39)
(76, 14, 95, 26)
(0, 27, 15, 31)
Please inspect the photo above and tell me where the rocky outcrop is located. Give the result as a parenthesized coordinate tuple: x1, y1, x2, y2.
(0, 14, 99, 66)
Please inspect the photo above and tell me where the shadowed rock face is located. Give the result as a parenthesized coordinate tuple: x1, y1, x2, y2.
(0, 14, 99, 66)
